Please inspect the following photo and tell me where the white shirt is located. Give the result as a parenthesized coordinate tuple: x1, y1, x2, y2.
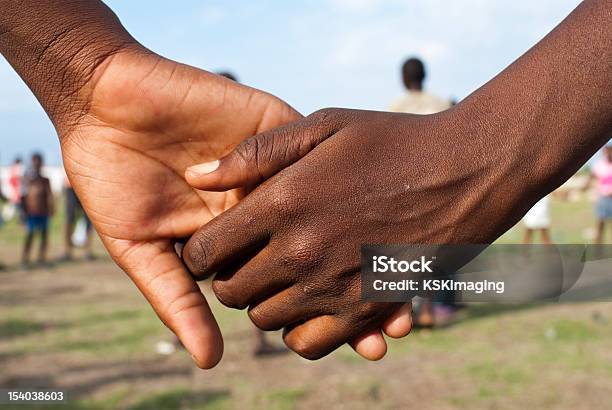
(389, 90, 451, 115)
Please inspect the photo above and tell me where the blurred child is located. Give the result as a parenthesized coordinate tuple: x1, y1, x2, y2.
(8, 157, 23, 204)
(62, 175, 94, 261)
(588, 144, 612, 243)
(22, 153, 54, 266)
(522, 196, 552, 244)
(389, 57, 452, 115)
(4, 157, 24, 223)
(389, 57, 457, 327)
(0, 179, 6, 270)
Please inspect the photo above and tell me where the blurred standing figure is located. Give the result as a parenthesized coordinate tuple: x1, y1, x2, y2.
(0, 169, 6, 270)
(589, 144, 612, 243)
(22, 153, 53, 267)
(7, 157, 23, 220)
(8, 157, 23, 204)
(389, 57, 453, 328)
(63, 175, 94, 261)
(522, 196, 552, 244)
(389, 57, 452, 114)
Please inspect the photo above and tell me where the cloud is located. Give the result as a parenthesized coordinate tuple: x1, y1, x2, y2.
(330, 0, 389, 13)
(314, 1, 580, 88)
(325, 23, 450, 70)
(0, 0, 585, 161)
(197, 6, 226, 25)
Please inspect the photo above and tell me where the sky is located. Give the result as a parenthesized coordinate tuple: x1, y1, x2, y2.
(0, 0, 583, 165)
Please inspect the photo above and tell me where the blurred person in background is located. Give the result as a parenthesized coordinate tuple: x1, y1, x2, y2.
(7, 156, 23, 221)
(522, 196, 553, 244)
(62, 175, 94, 261)
(585, 143, 612, 243)
(21, 153, 54, 267)
(389, 57, 452, 115)
(8, 156, 23, 203)
(389, 57, 456, 328)
(0, 166, 6, 270)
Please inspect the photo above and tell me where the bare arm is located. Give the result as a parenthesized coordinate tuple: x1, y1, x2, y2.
(179, 0, 612, 359)
(0, 0, 138, 131)
(1, 0, 393, 365)
(457, 0, 612, 205)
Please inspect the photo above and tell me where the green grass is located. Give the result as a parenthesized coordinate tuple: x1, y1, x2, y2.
(5, 304, 165, 357)
(128, 388, 230, 410)
(260, 388, 306, 410)
(1, 196, 603, 256)
(544, 318, 602, 342)
(2, 195, 612, 409)
(0, 318, 45, 339)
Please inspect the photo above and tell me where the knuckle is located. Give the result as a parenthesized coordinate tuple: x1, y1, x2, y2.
(358, 301, 396, 324)
(310, 107, 337, 123)
(266, 128, 294, 160)
(282, 237, 324, 272)
(212, 280, 247, 310)
(235, 137, 259, 167)
(268, 184, 301, 221)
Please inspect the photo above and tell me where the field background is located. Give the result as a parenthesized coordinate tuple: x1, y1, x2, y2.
(1, 196, 611, 409)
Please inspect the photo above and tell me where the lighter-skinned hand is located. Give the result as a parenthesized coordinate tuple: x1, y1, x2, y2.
(61, 48, 408, 366)
(60, 46, 301, 368)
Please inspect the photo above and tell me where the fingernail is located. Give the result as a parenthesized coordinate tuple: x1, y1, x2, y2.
(188, 160, 219, 176)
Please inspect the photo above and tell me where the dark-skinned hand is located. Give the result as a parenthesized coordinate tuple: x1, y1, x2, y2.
(182, 0, 612, 359)
(181, 107, 530, 359)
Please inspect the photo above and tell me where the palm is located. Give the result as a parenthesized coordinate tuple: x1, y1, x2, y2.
(60, 49, 300, 367)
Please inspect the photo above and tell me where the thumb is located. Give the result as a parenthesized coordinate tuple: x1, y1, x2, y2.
(185, 109, 343, 191)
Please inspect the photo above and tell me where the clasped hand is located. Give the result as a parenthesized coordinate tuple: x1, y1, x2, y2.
(61, 47, 413, 368)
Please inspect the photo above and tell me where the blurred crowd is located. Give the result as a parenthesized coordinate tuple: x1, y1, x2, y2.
(0, 152, 94, 270)
(1, 58, 611, 334)
(388, 57, 612, 328)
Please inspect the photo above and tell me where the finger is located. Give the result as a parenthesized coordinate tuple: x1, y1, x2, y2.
(211, 245, 293, 310)
(103, 237, 223, 369)
(381, 302, 413, 338)
(247, 287, 318, 331)
(283, 315, 367, 360)
(349, 329, 387, 361)
(185, 108, 343, 191)
(283, 301, 399, 360)
(182, 197, 269, 279)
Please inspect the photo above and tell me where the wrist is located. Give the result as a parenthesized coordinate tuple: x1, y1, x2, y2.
(0, 1, 141, 132)
(446, 98, 548, 239)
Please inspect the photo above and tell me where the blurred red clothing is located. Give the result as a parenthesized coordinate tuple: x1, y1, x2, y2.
(8, 163, 23, 204)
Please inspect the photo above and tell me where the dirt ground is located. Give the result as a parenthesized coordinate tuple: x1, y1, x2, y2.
(1, 197, 612, 409)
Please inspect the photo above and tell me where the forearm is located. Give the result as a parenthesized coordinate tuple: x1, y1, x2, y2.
(459, 0, 611, 202)
(0, 0, 138, 129)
